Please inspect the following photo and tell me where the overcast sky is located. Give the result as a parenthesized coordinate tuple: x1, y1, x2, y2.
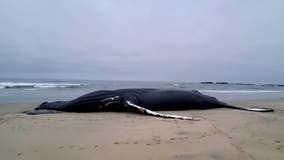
(0, 0, 283, 83)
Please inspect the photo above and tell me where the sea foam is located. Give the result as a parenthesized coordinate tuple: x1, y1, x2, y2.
(0, 82, 83, 89)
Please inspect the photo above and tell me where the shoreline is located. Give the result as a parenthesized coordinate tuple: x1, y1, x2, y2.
(1, 98, 284, 113)
(0, 99, 283, 160)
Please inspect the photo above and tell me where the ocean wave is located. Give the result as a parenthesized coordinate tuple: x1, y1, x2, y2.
(0, 82, 83, 89)
(172, 83, 180, 86)
(199, 90, 284, 93)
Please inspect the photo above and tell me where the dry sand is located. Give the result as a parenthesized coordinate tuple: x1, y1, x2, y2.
(0, 100, 284, 160)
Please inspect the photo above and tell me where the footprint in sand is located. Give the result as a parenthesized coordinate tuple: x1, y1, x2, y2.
(169, 137, 189, 141)
(276, 145, 284, 151)
(143, 136, 161, 146)
(153, 136, 161, 144)
(69, 145, 75, 149)
(79, 147, 86, 150)
(274, 140, 281, 143)
(113, 141, 130, 145)
(176, 131, 190, 135)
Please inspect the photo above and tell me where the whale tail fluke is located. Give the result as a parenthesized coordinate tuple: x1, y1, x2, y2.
(241, 107, 274, 112)
(226, 105, 274, 112)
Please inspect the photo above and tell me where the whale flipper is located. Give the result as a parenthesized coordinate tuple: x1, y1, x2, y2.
(125, 101, 202, 121)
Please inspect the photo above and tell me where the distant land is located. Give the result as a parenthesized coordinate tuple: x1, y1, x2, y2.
(200, 82, 284, 87)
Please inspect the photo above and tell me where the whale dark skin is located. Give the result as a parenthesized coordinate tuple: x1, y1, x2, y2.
(25, 88, 274, 120)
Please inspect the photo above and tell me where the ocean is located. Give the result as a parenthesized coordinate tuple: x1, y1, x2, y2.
(1, 78, 284, 102)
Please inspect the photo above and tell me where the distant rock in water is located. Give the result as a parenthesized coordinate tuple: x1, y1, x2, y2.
(262, 84, 277, 87)
(262, 84, 284, 87)
(4, 85, 35, 88)
(216, 82, 229, 85)
(233, 83, 256, 86)
(200, 81, 260, 87)
(200, 82, 214, 84)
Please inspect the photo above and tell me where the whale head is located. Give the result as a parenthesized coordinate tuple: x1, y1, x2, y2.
(35, 101, 67, 111)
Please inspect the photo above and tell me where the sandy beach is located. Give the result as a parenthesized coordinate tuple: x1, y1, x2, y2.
(0, 100, 283, 160)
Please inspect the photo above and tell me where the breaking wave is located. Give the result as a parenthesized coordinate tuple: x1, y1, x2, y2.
(0, 82, 83, 89)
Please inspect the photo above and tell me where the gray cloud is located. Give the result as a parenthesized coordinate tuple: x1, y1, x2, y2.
(0, 0, 283, 83)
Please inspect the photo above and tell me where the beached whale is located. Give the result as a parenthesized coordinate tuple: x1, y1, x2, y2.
(25, 88, 274, 120)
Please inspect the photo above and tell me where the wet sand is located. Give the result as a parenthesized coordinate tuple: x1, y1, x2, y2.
(0, 100, 283, 160)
